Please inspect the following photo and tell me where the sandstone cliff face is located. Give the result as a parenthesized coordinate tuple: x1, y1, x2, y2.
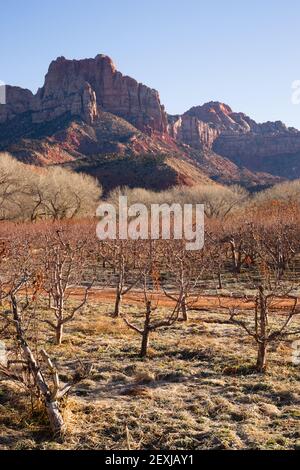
(183, 102, 297, 136)
(1, 54, 300, 189)
(170, 102, 300, 168)
(32, 76, 98, 125)
(214, 133, 300, 160)
(168, 114, 219, 149)
(0, 86, 34, 123)
(0, 55, 167, 133)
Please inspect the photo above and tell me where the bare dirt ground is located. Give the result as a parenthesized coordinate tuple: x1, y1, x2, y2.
(68, 288, 300, 311)
(0, 296, 299, 450)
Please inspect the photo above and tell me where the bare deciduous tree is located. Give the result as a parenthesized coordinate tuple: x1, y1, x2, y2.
(0, 276, 69, 435)
(225, 284, 300, 372)
(123, 272, 180, 358)
(42, 230, 91, 345)
(0, 153, 102, 221)
(162, 241, 206, 321)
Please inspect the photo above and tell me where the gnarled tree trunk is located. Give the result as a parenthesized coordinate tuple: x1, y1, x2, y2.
(11, 294, 65, 436)
(256, 341, 268, 373)
(181, 296, 188, 322)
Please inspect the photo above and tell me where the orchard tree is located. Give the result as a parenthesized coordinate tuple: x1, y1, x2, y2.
(42, 229, 91, 345)
(221, 220, 300, 372)
(123, 272, 181, 358)
(162, 240, 206, 321)
(0, 240, 69, 435)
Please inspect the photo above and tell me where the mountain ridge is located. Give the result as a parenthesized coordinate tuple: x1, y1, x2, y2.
(0, 54, 299, 191)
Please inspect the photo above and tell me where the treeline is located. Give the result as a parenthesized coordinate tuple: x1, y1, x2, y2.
(0, 153, 102, 221)
(2, 152, 300, 222)
(107, 184, 249, 218)
(107, 180, 300, 219)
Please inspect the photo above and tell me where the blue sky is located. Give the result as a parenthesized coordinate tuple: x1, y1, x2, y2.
(1, 0, 300, 128)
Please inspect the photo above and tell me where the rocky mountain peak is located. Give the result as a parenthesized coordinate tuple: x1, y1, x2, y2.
(186, 102, 233, 120)
(2, 54, 300, 189)
(0, 54, 168, 133)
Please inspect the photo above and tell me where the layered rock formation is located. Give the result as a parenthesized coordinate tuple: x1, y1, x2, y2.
(1, 54, 300, 190)
(0, 55, 168, 133)
(169, 101, 300, 149)
(169, 101, 300, 178)
(0, 86, 34, 123)
(168, 114, 219, 149)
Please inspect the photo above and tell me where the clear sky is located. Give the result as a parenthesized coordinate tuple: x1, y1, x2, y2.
(1, 0, 300, 128)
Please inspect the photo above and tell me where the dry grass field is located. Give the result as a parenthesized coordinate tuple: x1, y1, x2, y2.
(1, 296, 299, 450)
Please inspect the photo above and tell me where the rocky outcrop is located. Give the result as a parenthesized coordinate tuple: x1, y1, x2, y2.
(214, 133, 300, 161)
(32, 78, 98, 125)
(0, 86, 34, 123)
(185, 102, 256, 133)
(2, 55, 300, 189)
(0, 55, 167, 133)
(170, 101, 300, 145)
(168, 114, 219, 149)
(170, 102, 300, 177)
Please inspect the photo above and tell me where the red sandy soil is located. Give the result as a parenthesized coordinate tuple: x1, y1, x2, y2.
(65, 287, 299, 312)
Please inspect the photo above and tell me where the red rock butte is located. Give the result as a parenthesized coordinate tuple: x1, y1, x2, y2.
(0, 54, 168, 133)
(1, 53, 300, 189)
